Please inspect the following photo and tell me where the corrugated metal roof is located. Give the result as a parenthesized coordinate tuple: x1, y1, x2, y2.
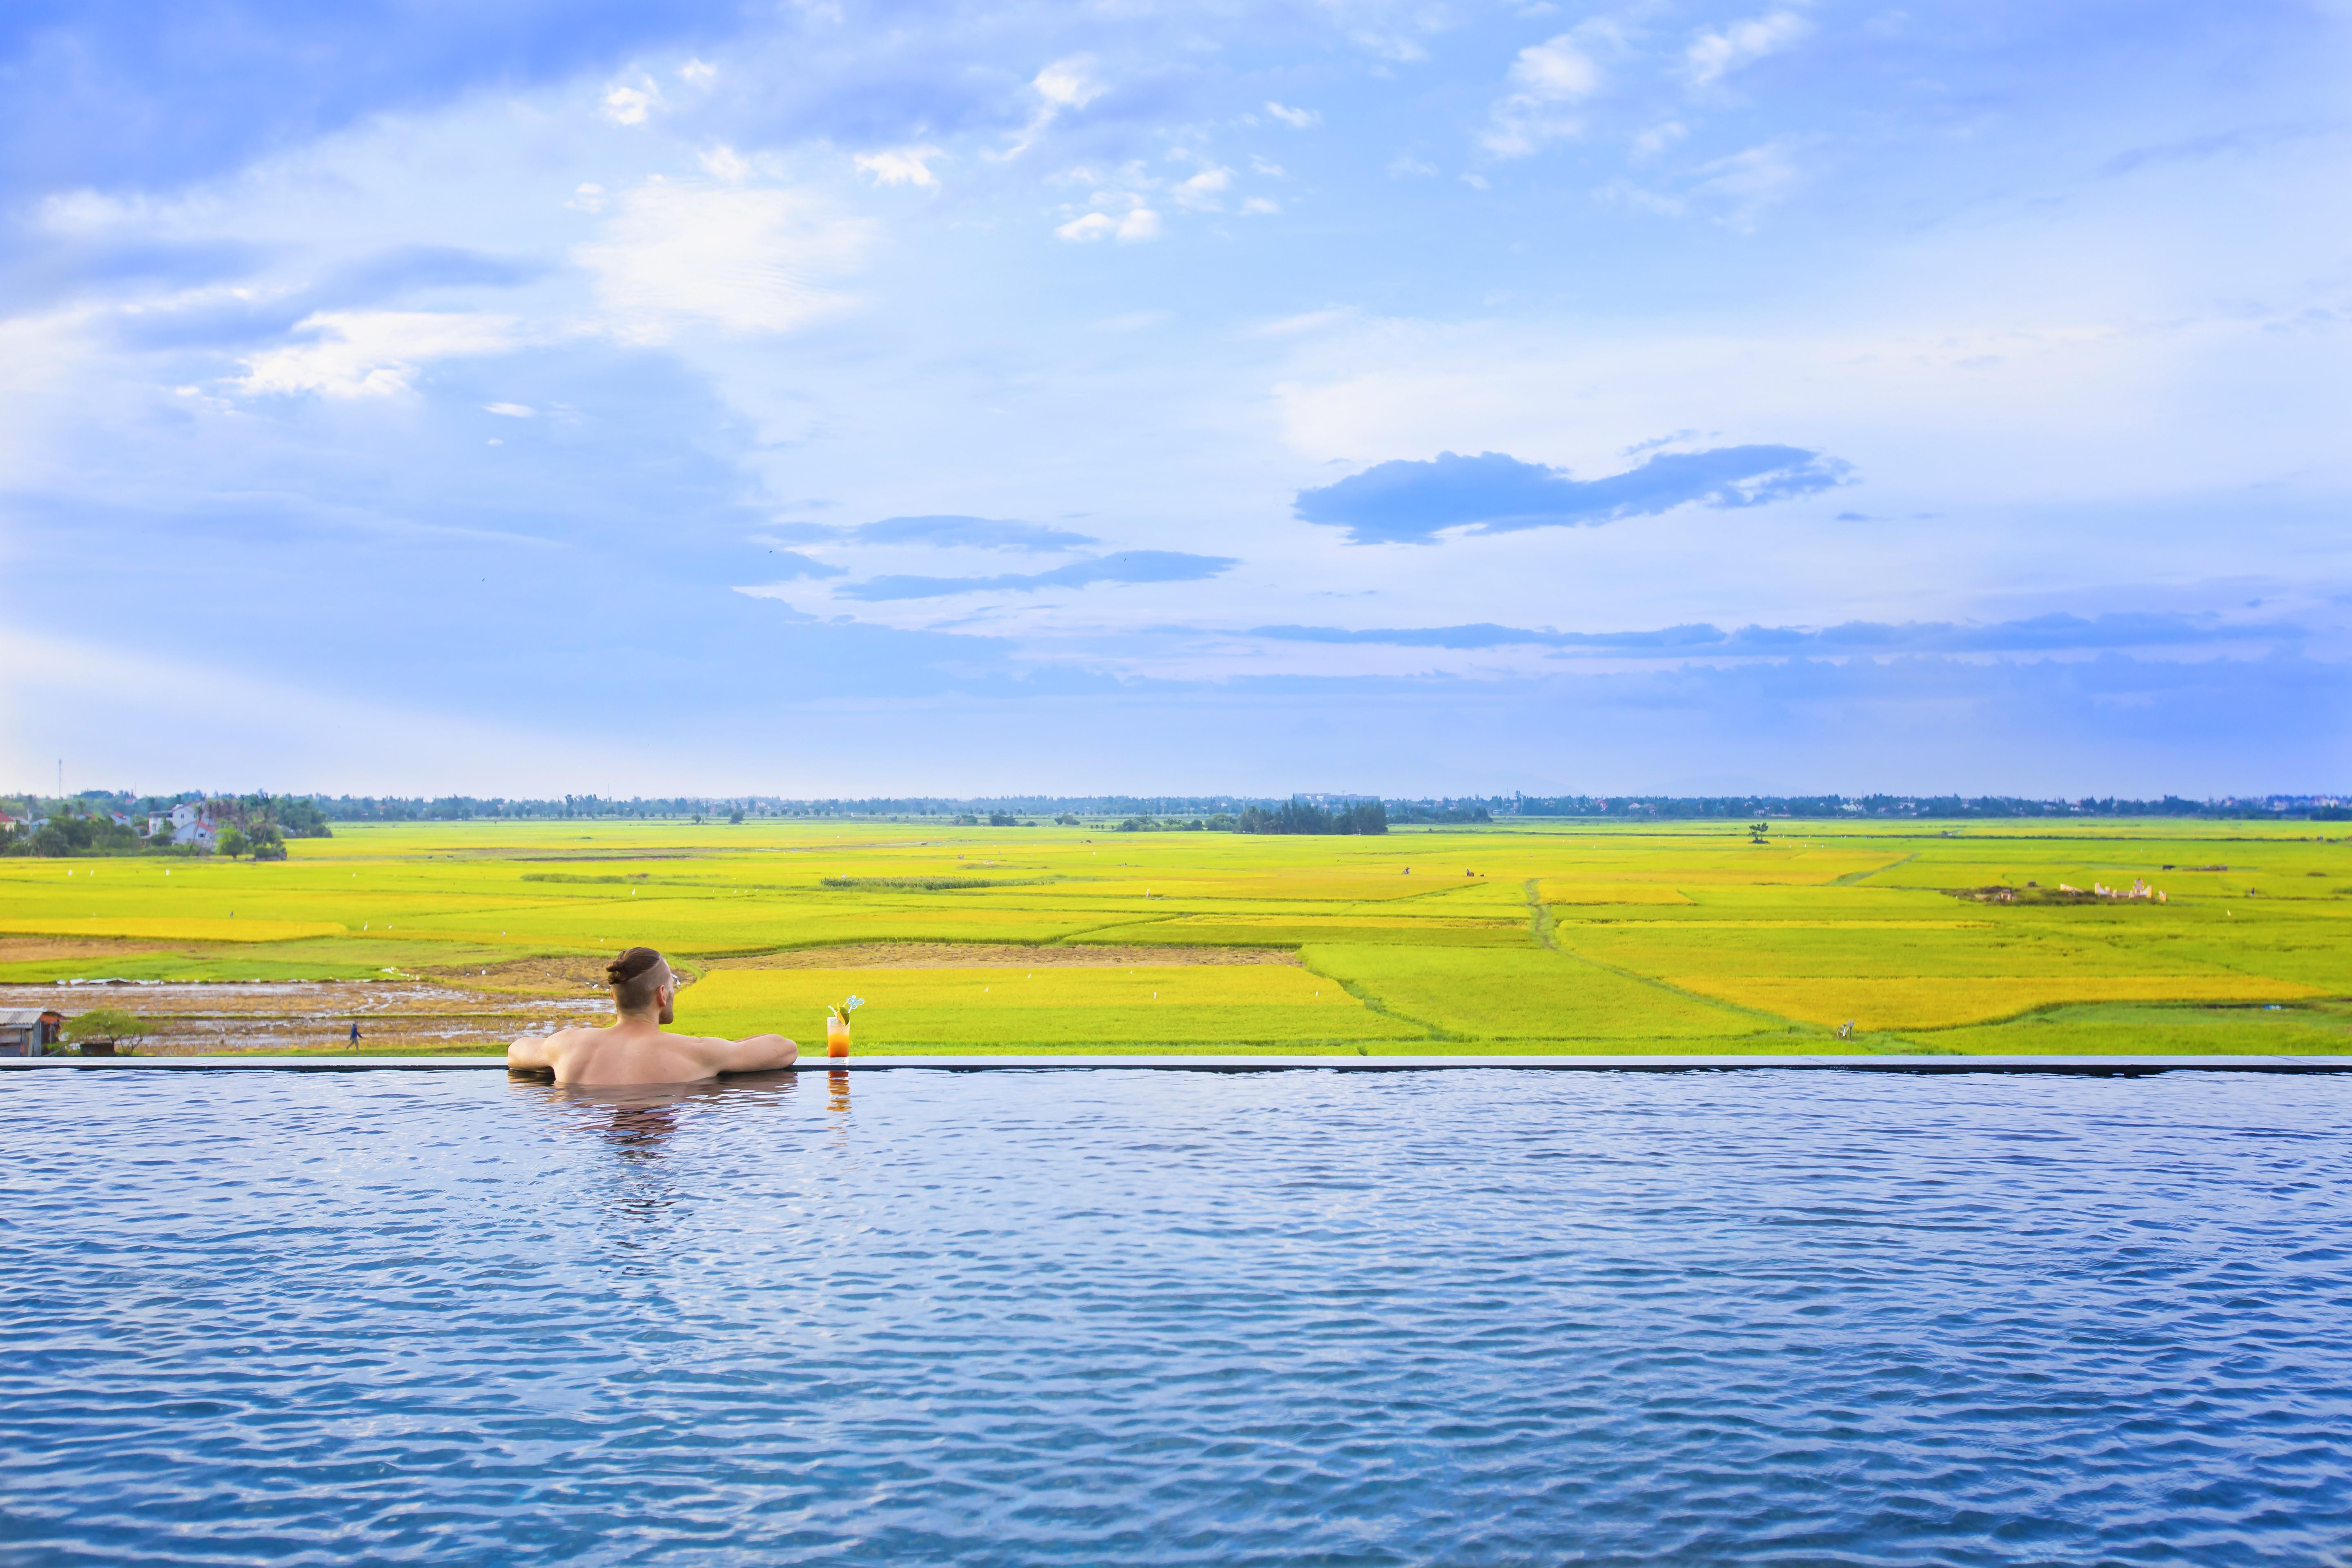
(0, 1009, 56, 1026)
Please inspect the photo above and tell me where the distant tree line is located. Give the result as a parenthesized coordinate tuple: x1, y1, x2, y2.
(286, 793, 1274, 821)
(1506, 794, 2347, 820)
(1390, 802, 1492, 824)
(1237, 801, 1388, 835)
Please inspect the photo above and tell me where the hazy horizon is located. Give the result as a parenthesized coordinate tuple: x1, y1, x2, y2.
(12, 783, 2334, 813)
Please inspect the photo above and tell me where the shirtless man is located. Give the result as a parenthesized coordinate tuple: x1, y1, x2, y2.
(508, 946, 797, 1085)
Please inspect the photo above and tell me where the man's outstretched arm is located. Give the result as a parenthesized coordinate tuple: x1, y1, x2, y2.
(508, 1033, 557, 1071)
(699, 1033, 798, 1074)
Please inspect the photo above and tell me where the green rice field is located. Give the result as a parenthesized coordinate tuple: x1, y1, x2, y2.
(2, 816, 2348, 1056)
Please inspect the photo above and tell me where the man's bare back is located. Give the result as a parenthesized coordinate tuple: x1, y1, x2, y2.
(510, 947, 796, 1085)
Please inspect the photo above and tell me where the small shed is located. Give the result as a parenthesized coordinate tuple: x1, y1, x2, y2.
(0, 1009, 65, 1057)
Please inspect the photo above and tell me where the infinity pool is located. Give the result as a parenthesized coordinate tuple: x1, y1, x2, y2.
(4, 1068, 2348, 1564)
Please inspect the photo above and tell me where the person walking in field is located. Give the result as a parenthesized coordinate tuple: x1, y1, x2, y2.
(508, 947, 797, 1085)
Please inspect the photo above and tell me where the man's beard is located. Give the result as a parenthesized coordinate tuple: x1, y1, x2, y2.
(658, 1000, 674, 1025)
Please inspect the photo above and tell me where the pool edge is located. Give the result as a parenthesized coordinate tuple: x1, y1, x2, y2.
(5, 1053, 2350, 1074)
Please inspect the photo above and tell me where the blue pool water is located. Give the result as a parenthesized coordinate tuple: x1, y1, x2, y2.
(3, 1067, 2349, 1566)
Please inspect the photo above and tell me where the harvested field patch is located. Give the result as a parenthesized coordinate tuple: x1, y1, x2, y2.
(0, 936, 175, 964)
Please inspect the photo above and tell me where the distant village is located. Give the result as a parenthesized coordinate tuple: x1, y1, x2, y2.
(0, 793, 334, 859)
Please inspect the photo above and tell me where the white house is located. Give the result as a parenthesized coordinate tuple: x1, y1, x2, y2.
(164, 802, 216, 847)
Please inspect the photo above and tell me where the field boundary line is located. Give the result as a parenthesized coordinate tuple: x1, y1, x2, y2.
(1341, 880, 1513, 914)
(1525, 879, 1557, 950)
(1293, 951, 1450, 1040)
(1051, 916, 1267, 946)
(1322, 976, 1449, 1040)
(1523, 878, 1814, 1037)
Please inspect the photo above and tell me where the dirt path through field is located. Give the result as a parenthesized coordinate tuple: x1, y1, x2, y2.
(707, 943, 1301, 971)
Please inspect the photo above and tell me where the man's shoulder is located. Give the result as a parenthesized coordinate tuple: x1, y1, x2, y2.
(510, 1022, 608, 1062)
(656, 1029, 736, 1057)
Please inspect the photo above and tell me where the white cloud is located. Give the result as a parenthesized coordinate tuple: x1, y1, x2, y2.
(1514, 33, 1603, 98)
(568, 182, 607, 213)
(1056, 212, 1119, 242)
(1686, 11, 1811, 87)
(1173, 166, 1232, 208)
(235, 311, 519, 398)
(1240, 197, 1281, 216)
(601, 83, 657, 126)
(855, 146, 944, 188)
(678, 58, 717, 85)
(1055, 207, 1162, 243)
(1266, 101, 1321, 129)
(1691, 140, 1802, 227)
(484, 402, 535, 417)
(1348, 29, 1429, 63)
(1596, 139, 1800, 225)
(698, 144, 753, 182)
(1034, 57, 1106, 110)
(573, 179, 872, 341)
(1388, 153, 1439, 178)
(999, 57, 1109, 158)
(1596, 178, 1688, 217)
(1483, 31, 1604, 156)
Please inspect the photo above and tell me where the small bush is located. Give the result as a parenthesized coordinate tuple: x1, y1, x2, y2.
(62, 1007, 155, 1054)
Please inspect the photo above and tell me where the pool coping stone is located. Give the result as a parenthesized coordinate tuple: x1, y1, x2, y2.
(5, 1053, 2350, 1074)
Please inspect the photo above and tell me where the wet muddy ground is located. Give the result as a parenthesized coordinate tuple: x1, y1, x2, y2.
(3, 942, 1295, 1054)
(2, 980, 597, 1055)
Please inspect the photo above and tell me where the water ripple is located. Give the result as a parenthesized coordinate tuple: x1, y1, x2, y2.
(3, 1069, 2350, 1565)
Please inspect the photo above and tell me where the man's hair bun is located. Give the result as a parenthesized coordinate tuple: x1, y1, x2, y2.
(606, 947, 665, 987)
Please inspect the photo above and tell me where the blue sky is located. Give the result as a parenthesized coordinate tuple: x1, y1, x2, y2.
(4, 0, 2348, 797)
